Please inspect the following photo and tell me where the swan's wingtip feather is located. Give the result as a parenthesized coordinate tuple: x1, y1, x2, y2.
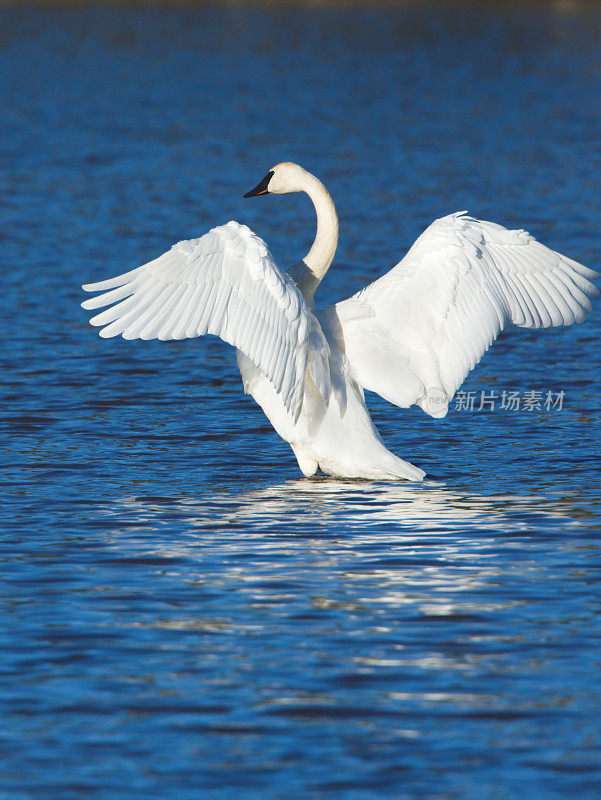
(81, 296, 101, 310)
(98, 327, 118, 338)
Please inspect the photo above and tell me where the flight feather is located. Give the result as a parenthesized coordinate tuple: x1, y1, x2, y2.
(331, 212, 599, 418)
(82, 221, 326, 421)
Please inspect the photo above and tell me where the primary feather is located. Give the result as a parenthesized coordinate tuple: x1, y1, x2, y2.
(331, 212, 599, 418)
(82, 221, 328, 422)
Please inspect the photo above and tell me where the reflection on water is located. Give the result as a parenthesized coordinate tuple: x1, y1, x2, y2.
(102, 481, 575, 638)
(36, 477, 596, 800)
(2, 3, 601, 800)
(111, 477, 570, 538)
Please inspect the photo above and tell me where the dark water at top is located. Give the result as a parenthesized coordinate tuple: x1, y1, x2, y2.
(1, 5, 601, 799)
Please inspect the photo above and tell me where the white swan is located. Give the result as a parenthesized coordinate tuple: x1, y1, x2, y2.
(82, 162, 598, 481)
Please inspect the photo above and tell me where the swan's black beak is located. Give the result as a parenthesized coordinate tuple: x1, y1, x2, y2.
(243, 171, 274, 198)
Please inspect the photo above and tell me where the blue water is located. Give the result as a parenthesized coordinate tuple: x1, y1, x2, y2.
(2, 5, 601, 799)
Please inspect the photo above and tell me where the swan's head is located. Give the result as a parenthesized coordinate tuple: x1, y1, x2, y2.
(243, 162, 308, 198)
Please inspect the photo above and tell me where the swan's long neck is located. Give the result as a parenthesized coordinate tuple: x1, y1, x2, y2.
(292, 173, 339, 301)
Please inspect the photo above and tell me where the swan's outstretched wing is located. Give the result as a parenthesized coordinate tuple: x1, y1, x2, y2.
(82, 220, 328, 421)
(330, 212, 599, 418)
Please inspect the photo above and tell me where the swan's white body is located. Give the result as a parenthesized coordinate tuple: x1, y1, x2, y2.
(82, 162, 598, 481)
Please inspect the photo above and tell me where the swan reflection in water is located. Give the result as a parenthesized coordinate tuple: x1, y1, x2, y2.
(97, 481, 578, 658)
(102, 477, 572, 553)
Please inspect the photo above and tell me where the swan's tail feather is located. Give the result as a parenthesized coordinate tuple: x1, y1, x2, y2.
(379, 456, 426, 482)
(361, 442, 426, 482)
(319, 452, 425, 482)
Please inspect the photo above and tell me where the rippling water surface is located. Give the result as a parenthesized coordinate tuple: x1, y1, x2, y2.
(2, 5, 601, 799)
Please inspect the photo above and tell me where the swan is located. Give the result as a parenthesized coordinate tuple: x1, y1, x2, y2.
(82, 162, 598, 481)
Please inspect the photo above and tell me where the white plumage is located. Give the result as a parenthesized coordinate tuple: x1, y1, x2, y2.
(82, 162, 598, 481)
(82, 221, 329, 422)
(333, 211, 598, 419)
